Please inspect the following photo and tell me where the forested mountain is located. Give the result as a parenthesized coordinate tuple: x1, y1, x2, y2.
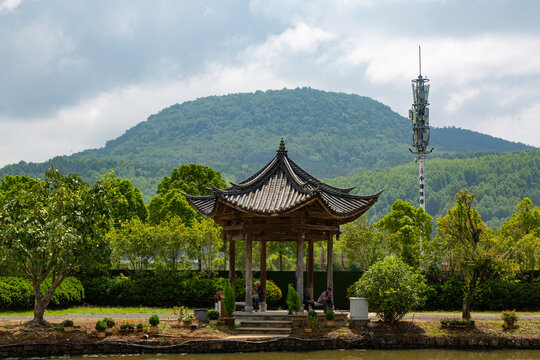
(330, 149, 540, 229)
(0, 88, 535, 227)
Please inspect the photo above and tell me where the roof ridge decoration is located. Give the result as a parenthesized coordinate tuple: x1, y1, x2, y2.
(183, 140, 382, 219)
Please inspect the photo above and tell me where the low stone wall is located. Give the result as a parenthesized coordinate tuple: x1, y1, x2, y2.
(1, 336, 539, 359)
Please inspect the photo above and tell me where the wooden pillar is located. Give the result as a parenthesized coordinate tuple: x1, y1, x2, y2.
(307, 239, 314, 292)
(260, 240, 267, 303)
(327, 233, 334, 289)
(296, 231, 305, 304)
(245, 233, 253, 312)
(228, 232, 235, 293)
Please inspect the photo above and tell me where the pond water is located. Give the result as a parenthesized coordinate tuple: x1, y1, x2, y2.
(69, 349, 539, 360)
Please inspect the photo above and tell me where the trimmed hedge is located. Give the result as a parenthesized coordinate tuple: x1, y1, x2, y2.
(79, 272, 228, 308)
(0, 276, 84, 310)
(423, 277, 540, 311)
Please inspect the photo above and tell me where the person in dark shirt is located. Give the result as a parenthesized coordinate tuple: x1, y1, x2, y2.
(303, 288, 314, 311)
(253, 281, 264, 311)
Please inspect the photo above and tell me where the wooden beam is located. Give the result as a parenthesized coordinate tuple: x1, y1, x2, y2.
(307, 239, 314, 292)
(228, 232, 235, 293)
(245, 233, 253, 312)
(296, 231, 305, 304)
(327, 233, 334, 289)
(260, 240, 267, 303)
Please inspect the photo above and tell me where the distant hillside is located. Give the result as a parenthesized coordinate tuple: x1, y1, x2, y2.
(0, 88, 533, 206)
(329, 149, 540, 229)
(72, 88, 528, 178)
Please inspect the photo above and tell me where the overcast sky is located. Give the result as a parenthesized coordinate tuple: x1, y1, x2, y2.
(1, 0, 539, 167)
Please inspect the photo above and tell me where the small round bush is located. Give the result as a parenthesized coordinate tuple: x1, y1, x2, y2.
(352, 256, 426, 324)
(325, 310, 335, 321)
(61, 319, 74, 327)
(95, 320, 107, 331)
(149, 314, 160, 326)
(208, 309, 219, 320)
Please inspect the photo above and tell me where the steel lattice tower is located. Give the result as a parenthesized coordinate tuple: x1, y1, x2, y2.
(409, 47, 433, 211)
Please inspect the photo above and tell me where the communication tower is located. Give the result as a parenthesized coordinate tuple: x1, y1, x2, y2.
(409, 46, 433, 211)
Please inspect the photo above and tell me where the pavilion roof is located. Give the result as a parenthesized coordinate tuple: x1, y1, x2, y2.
(183, 139, 381, 220)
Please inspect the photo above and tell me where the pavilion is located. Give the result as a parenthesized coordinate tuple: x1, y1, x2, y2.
(183, 139, 381, 311)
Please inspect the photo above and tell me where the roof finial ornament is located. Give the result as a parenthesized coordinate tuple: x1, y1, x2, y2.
(277, 138, 287, 154)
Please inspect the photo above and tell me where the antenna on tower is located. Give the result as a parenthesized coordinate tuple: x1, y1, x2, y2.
(419, 46, 422, 76)
(409, 46, 433, 212)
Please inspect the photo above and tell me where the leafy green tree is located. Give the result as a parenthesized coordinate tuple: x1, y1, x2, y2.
(108, 218, 157, 270)
(191, 218, 223, 271)
(101, 173, 148, 226)
(0, 168, 111, 325)
(148, 189, 197, 226)
(352, 256, 426, 323)
(157, 163, 227, 196)
(436, 190, 507, 320)
(149, 164, 227, 225)
(498, 198, 540, 281)
(342, 215, 389, 270)
(375, 200, 432, 268)
(268, 242, 296, 271)
(155, 218, 193, 271)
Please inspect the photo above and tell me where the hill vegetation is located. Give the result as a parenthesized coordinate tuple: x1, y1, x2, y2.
(0, 88, 535, 227)
(330, 149, 540, 229)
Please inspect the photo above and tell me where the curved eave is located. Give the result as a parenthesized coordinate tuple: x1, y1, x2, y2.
(181, 193, 217, 217)
(213, 189, 382, 220)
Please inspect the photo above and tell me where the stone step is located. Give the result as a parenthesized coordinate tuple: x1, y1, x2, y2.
(240, 320, 292, 328)
(237, 327, 292, 335)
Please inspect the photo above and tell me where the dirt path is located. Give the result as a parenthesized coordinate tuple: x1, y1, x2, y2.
(1, 311, 538, 322)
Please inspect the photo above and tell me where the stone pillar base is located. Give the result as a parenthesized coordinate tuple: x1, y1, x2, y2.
(349, 319, 369, 329)
(244, 305, 253, 312)
(260, 302, 267, 312)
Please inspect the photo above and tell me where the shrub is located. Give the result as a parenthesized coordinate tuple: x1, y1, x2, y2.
(103, 317, 115, 328)
(95, 320, 107, 331)
(223, 282, 235, 317)
(61, 319, 74, 327)
(264, 280, 283, 308)
(286, 284, 301, 313)
(325, 310, 335, 321)
(149, 315, 160, 326)
(208, 309, 219, 320)
(501, 309, 518, 323)
(352, 256, 426, 323)
(0, 276, 84, 310)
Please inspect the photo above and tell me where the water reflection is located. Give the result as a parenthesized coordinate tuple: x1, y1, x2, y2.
(72, 349, 539, 360)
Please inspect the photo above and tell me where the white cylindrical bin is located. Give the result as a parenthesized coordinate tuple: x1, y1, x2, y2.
(349, 297, 369, 320)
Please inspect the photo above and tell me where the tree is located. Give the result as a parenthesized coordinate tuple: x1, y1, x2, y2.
(155, 218, 193, 271)
(149, 164, 227, 225)
(101, 173, 148, 226)
(352, 256, 426, 324)
(0, 169, 111, 325)
(375, 200, 432, 268)
(108, 218, 157, 270)
(191, 218, 223, 271)
(342, 215, 388, 270)
(436, 190, 507, 320)
(498, 198, 540, 281)
(157, 163, 227, 196)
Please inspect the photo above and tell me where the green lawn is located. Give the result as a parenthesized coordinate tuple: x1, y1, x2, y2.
(0, 306, 173, 317)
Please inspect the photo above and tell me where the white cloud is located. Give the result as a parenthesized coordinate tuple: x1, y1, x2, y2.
(444, 88, 480, 113)
(470, 102, 540, 147)
(0, 0, 21, 14)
